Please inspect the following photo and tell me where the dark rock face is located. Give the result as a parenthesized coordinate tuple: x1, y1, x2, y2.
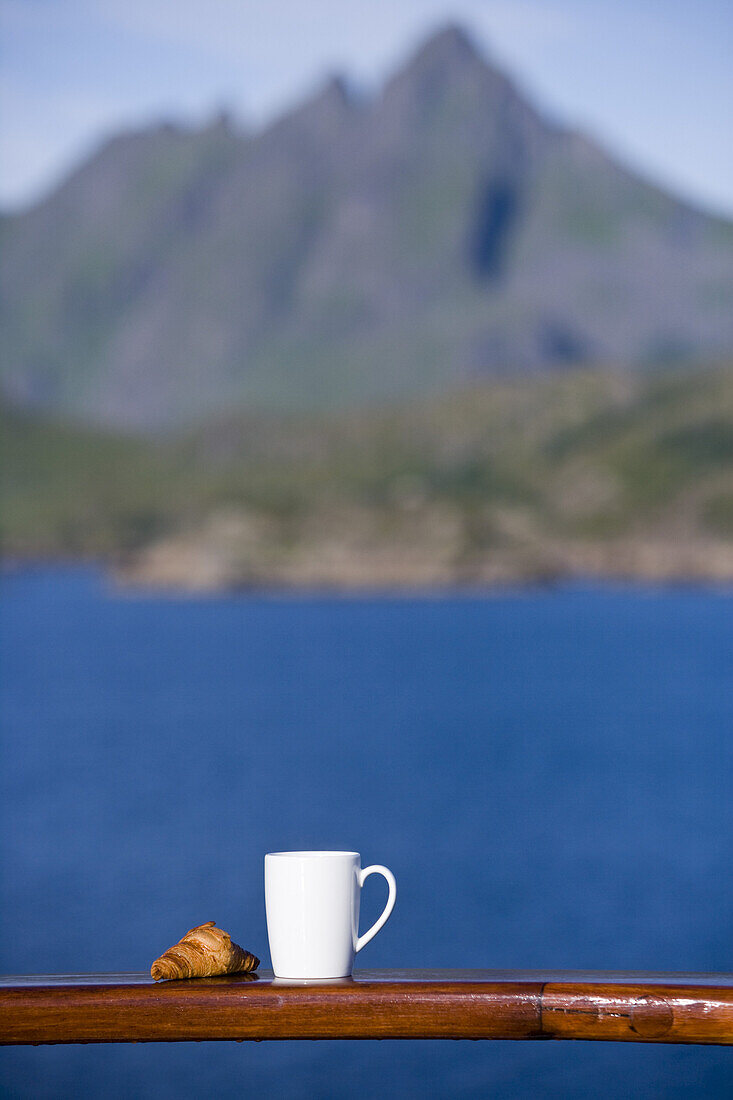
(2, 23, 733, 429)
(470, 179, 522, 280)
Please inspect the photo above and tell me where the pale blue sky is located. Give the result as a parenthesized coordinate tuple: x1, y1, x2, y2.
(1, 0, 731, 215)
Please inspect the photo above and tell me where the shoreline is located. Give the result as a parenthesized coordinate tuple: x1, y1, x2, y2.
(3, 555, 733, 598)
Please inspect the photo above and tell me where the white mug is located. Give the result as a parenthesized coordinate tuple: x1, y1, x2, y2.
(264, 851, 397, 979)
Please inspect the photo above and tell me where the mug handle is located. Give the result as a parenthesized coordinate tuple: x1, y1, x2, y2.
(356, 865, 397, 953)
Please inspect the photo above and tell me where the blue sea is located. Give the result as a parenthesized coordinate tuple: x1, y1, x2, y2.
(1, 569, 732, 1098)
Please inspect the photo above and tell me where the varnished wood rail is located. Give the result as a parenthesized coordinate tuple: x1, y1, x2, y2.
(1, 970, 732, 1046)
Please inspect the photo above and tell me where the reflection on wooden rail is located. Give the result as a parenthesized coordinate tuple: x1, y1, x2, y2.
(1, 970, 732, 1046)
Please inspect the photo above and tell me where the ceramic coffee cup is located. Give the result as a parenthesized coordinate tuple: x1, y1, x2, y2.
(264, 851, 396, 979)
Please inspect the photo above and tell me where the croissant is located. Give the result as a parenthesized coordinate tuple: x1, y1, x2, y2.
(151, 921, 259, 981)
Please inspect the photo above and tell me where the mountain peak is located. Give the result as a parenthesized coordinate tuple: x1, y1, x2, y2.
(380, 22, 502, 114)
(311, 74, 352, 111)
(376, 22, 512, 140)
(392, 22, 494, 91)
(272, 72, 354, 136)
(260, 72, 355, 155)
(412, 23, 483, 69)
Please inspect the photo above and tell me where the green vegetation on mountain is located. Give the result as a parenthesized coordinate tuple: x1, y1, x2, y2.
(3, 365, 732, 587)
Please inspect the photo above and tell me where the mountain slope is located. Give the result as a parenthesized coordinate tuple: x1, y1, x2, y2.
(4, 366, 733, 585)
(2, 25, 733, 429)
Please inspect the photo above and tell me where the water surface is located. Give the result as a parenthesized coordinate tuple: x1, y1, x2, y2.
(1, 570, 732, 1097)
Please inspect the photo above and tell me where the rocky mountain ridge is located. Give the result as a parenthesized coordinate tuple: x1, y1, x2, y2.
(2, 25, 733, 430)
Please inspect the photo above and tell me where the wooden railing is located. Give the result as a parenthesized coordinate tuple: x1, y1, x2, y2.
(2, 970, 732, 1045)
